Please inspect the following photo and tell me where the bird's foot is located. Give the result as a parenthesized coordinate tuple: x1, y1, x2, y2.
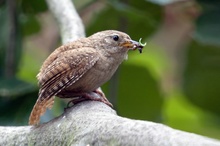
(93, 89, 113, 107)
(66, 91, 113, 109)
(65, 97, 88, 109)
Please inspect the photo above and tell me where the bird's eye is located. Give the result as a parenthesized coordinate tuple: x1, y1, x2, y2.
(112, 35, 119, 41)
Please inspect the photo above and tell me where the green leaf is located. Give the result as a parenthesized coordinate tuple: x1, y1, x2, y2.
(87, 0, 162, 40)
(183, 41, 220, 116)
(0, 88, 38, 125)
(164, 91, 220, 139)
(102, 51, 164, 122)
(0, 77, 36, 98)
(117, 61, 164, 122)
(20, 14, 41, 36)
(21, 0, 48, 14)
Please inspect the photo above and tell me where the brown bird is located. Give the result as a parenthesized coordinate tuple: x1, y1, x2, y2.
(29, 30, 144, 125)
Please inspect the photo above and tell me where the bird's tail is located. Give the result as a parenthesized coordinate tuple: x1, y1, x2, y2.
(29, 97, 54, 125)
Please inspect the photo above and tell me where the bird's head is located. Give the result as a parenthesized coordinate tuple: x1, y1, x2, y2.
(88, 30, 144, 57)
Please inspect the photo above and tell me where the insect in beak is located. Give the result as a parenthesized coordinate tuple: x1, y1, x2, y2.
(121, 38, 147, 53)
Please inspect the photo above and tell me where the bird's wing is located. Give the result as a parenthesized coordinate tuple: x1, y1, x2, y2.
(29, 47, 99, 125)
(38, 47, 99, 100)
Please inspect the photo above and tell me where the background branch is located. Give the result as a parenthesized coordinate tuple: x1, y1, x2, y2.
(45, 0, 85, 43)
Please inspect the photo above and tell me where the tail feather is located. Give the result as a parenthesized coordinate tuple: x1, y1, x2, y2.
(29, 97, 55, 125)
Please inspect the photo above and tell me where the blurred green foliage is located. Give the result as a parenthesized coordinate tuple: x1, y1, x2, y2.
(0, 0, 220, 140)
(184, 42, 220, 116)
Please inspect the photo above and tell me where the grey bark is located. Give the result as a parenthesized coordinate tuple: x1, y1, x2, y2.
(46, 0, 85, 43)
(0, 101, 220, 146)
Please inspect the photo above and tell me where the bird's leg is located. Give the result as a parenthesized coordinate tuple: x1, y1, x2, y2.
(66, 97, 85, 106)
(66, 91, 113, 108)
(65, 97, 88, 111)
(87, 91, 113, 108)
(93, 89, 113, 107)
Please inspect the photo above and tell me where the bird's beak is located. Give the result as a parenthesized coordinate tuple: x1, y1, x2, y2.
(120, 40, 144, 53)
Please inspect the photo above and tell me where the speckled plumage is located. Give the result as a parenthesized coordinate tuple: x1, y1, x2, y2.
(29, 30, 143, 125)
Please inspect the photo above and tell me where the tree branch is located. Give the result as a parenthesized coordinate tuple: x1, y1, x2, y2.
(1, 101, 220, 145)
(45, 0, 85, 44)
